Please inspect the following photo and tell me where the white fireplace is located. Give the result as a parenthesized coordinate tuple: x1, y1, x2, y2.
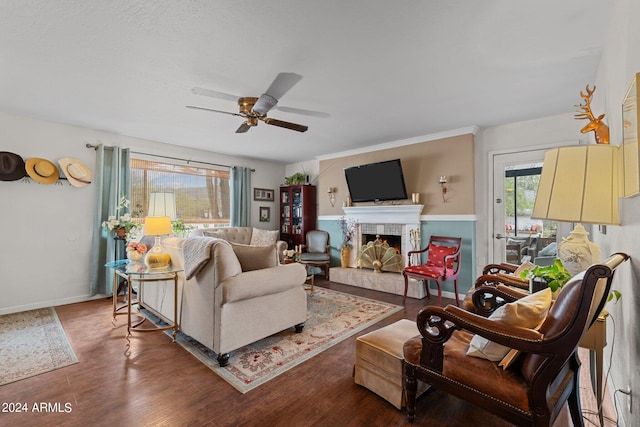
(342, 205, 423, 268)
(331, 204, 426, 299)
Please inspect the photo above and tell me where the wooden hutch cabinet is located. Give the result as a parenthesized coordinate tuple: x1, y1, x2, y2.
(279, 184, 317, 248)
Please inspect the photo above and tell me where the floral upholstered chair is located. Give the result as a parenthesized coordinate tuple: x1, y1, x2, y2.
(402, 236, 462, 306)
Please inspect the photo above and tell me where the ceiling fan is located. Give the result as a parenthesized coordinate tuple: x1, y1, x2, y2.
(187, 72, 328, 134)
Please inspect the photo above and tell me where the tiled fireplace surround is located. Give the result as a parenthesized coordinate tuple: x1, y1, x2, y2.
(329, 205, 428, 299)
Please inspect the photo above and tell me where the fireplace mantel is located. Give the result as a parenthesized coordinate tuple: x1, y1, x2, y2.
(342, 204, 423, 224)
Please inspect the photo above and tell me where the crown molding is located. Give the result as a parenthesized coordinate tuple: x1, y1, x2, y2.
(315, 126, 479, 161)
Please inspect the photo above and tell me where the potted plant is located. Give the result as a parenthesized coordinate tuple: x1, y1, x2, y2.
(520, 258, 572, 295)
(101, 195, 140, 241)
(520, 259, 622, 303)
(285, 172, 306, 185)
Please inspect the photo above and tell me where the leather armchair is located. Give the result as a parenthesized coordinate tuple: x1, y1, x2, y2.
(403, 253, 628, 426)
(299, 230, 330, 279)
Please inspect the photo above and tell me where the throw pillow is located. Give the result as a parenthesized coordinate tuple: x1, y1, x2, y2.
(426, 244, 458, 269)
(466, 287, 552, 361)
(230, 243, 278, 272)
(250, 227, 279, 246)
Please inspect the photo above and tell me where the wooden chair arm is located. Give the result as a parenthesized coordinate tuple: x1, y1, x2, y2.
(475, 273, 529, 290)
(416, 304, 543, 352)
(482, 262, 519, 275)
(470, 285, 527, 316)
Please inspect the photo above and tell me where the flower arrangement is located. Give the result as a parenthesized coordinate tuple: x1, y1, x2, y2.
(283, 249, 297, 262)
(126, 242, 148, 254)
(339, 216, 357, 248)
(101, 195, 140, 239)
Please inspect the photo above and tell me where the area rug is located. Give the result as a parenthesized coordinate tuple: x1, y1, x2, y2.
(149, 287, 402, 393)
(0, 307, 78, 386)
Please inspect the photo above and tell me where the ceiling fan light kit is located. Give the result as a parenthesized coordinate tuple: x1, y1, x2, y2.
(187, 72, 326, 134)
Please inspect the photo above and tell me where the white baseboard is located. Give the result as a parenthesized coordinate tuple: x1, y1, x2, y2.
(0, 294, 108, 315)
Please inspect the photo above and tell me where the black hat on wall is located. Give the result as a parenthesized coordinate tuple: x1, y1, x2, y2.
(0, 151, 27, 181)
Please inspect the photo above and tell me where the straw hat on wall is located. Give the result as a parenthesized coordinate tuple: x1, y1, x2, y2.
(58, 157, 92, 187)
(25, 158, 59, 184)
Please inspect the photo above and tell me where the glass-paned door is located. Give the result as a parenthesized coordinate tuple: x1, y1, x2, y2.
(492, 150, 559, 265)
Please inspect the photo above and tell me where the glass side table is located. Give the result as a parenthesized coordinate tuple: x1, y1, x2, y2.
(106, 260, 182, 342)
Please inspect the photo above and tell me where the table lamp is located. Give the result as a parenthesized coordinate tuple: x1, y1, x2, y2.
(147, 193, 177, 220)
(532, 144, 619, 275)
(144, 216, 172, 269)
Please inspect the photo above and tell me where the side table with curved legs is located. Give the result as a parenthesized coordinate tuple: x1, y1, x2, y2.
(106, 260, 182, 343)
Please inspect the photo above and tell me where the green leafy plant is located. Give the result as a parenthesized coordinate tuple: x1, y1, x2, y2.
(171, 218, 193, 237)
(607, 289, 622, 303)
(520, 258, 572, 292)
(285, 173, 306, 185)
(520, 258, 623, 303)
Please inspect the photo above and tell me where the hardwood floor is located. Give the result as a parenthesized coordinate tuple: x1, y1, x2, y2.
(0, 279, 614, 427)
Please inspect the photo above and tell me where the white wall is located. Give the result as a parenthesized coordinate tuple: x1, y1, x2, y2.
(474, 112, 590, 273)
(0, 111, 285, 314)
(592, 0, 640, 421)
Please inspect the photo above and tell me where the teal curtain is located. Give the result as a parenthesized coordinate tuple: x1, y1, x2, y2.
(89, 145, 131, 296)
(230, 166, 251, 227)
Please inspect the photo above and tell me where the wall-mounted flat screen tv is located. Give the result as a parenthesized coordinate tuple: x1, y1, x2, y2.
(344, 159, 408, 202)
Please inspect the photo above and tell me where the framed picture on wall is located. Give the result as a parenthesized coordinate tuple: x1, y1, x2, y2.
(254, 188, 274, 201)
(259, 206, 270, 222)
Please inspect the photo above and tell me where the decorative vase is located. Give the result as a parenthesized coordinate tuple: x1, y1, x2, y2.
(127, 250, 143, 262)
(114, 227, 127, 240)
(341, 246, 351, 268)
(558, 224, 602, 276)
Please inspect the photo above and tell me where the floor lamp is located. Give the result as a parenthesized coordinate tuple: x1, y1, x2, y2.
(531, 145, 620, 275)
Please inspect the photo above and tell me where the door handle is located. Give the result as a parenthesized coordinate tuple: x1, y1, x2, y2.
(494, 234, 506, 240)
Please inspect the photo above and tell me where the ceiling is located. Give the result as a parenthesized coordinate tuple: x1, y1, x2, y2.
(0, 1, 613, 164)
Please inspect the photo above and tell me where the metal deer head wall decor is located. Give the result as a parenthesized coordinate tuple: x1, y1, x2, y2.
(575, 85, 610, 144)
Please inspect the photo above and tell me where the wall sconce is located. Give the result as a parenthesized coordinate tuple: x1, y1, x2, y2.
(328, 187, 336, 207)
(439, 176, 448, 202)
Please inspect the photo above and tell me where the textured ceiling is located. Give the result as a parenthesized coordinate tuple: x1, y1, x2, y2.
(0, 1, 613, 164)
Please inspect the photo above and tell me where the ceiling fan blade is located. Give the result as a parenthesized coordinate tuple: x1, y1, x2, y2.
(236, 122, 252, 133)
(276, 105, 330, 118)
(186, 105, 243, 117)
(264, 72, 303, 100)
(191, 87, 238, 102)
(262, 117, 308, 133)
(252, 93, 278, 115)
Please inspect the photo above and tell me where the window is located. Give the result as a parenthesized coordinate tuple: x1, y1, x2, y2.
(130, 158, 230, 226)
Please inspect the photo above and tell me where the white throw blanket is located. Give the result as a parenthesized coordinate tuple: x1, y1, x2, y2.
(183, 236, 219, 280)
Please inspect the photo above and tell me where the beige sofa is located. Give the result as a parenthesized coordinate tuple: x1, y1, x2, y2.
(191, 227, 288, 263)
(139, 235, 307, 366)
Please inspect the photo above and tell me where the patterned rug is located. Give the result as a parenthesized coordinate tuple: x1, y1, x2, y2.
(149, 287, 402, 393)
(0, 307, 78, 386)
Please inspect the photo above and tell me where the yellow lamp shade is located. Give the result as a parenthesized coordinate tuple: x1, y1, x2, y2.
(144, 216, 172, 236)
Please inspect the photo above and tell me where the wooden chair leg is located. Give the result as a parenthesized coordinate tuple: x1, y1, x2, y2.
(435, 280, 442, 307)
(404, 364, 417, 423)
(403, 274, 409, 305)
(453, 279, 460, 307)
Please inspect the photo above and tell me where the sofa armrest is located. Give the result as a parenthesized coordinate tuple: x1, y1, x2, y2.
(221, 263, 306, 303)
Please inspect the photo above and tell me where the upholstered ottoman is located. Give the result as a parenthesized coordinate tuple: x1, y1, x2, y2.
(354, 319, 427, 409)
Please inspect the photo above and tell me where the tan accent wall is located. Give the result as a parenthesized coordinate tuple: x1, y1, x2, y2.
(318, 134, 475, 216)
